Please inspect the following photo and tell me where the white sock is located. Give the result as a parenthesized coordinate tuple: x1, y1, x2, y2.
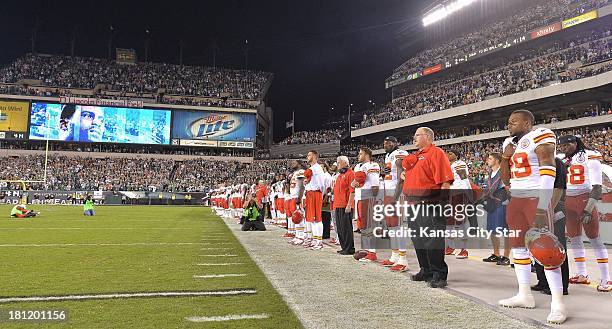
(512, 248, 532, 291)
(313, 221, 323, 245)
(305, 221, 312, 240)
(591, 237, 610, 282)
(295, 223, 304, 239)
(389, 249, 399, 263)
(288, 220, 295, 235)
(397, 249, 408, 265)
(570, 236, 588, 276)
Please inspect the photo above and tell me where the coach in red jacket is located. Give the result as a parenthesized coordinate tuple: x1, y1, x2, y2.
(333, 155, 356, 255)
(396, 127, 454, 288)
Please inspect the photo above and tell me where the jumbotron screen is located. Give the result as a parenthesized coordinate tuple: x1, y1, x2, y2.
(29, 102, 172, 145)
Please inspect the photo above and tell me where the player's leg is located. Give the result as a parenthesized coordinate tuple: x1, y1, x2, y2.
(310, 192, 324, 250)
(382, 194, 400, 267)
(566, 194, 589, 284)
(544, 266, 566, 323)
(499, 197, 536, 308)
(584, 211, 611, 291)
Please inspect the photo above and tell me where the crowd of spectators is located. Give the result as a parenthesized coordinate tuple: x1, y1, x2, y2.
(0, 140, 254, 158)
(388, 0, 610, 82)
(278, 129, 343, 145)
(0, 124, 608, 192)
(0, 54, 272, 101)
(361, 33, 612, 128)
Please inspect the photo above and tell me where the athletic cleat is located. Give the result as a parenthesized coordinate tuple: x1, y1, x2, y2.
(282, 233, 294, 238)
(379, 259, 395, 267)
(359, 252, 377, 262)
(547, 304, 567, 324)
(569, 274, 591, 284)
(310, 244, 324, 250)
(498, 294, 535, 309)
(292, 238, 304, 245)
(597, 280, 612, 292)
(444, 247, 455, 255)
(329, 238, 338, 245)
(389, 264, 408, 272)
(456, 249, 468, 259)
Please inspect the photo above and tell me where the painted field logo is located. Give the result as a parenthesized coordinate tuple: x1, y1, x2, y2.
(190, 114, 241, 139)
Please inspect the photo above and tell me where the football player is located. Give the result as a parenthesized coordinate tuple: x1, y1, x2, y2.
(558, 135, 610, 292)
(379, 136, 409, 271)
(499, 109, 566, 324)
(352, 147, 380, 262)
(445, 149, 471, 259)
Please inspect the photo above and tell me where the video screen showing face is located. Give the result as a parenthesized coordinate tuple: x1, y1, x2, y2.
(29, 103, 171, 145)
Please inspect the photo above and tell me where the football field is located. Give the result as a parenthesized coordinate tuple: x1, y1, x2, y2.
(0, 205, 302, 328)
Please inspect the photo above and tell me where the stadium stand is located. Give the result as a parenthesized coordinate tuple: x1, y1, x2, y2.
(388, 0, 611, 84)
(363, 32, 612, 128)
(0, 54, 272, 101)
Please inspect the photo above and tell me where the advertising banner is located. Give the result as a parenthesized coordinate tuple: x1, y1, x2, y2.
(29, 102, 172, 145)
(59, 96, 143, 108)
(422, 64, 442, 76)
(0, 100, 29, 139)
(562, 10, 597, 29)
(171, 110, 256, 148)
(531, 22, 562, 39)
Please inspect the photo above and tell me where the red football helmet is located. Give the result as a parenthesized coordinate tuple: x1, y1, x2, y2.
(292, 209, 304, 224)
(525, 228, 566, 268)
(354, 171, 367, 188)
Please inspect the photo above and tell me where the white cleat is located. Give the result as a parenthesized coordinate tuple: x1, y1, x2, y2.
(597, 280, 612, 292)
(547, 303, 567, 324)
(310, 244, 323, 250)
(498, 294, 535, 309)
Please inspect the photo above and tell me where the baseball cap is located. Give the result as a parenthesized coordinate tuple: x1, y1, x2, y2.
(384, 136, 398, 143)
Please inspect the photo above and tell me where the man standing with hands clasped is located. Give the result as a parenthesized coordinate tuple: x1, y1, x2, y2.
(395, 127, 454, 289)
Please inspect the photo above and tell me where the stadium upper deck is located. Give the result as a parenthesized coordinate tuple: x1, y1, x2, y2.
(0, 54, 273, 103)
(387, 0, 610, 89)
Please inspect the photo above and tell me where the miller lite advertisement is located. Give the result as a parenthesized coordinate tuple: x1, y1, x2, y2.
(171, 110, 256, 148)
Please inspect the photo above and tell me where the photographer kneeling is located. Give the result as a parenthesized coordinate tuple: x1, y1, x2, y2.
(241, 197, 266, 231)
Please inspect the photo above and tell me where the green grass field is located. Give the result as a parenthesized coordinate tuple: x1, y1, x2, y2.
(0, 205, 302, 328)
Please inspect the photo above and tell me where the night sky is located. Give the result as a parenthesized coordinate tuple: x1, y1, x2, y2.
(0, 0, 428, 141)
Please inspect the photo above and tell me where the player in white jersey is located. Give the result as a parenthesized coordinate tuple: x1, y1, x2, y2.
(304, 150, 326, 250)
(445, 149, 471, 260)
(275, 175, 287, 226)
(269, 180, 278, 222)
(288, 161, 307, 245)
(352, 147, 380, 262)
(378, 136, 409, 271)
(282, 177, 295, 239)
(499, 110, 566, 324)
(558, 135, 610, 292)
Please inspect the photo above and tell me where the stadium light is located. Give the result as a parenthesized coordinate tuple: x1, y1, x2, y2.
(422, 0, 478, 27)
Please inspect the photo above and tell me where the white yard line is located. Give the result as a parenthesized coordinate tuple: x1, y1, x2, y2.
(195, 263, 244, 266)
(193, 274, 247, 279)
(198, 254, 238, 257)
(185, 313, 269, 322)
(0, 289, 257, 303)
(0, 242, 206, 248)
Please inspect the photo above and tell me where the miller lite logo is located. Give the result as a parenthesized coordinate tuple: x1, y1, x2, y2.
(189, 113, 241, 139)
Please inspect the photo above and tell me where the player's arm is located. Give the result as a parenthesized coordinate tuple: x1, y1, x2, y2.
(500, 138, 516, 187)
(369, 165, 380, 196)
(457, 168, 468, 180)
(346, 171, 355, 212)
(534, 142, 557, 228)
(392, 158, 404, 202)
(551, 159, 566, 220)
(584, 154, 603, 223)
(296, 178, 305, 209)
